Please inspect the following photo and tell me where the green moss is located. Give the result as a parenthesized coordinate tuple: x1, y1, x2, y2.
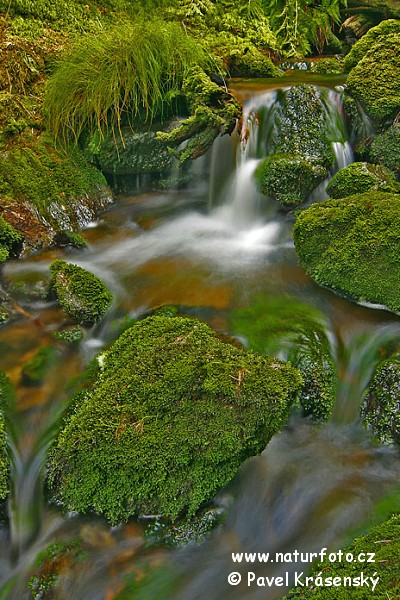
(293, 192, 400, 312)
(49, 259, 113, 325)
(254, 84, 336, 207)
(53, 231, 87, 248)
(27, 539, 87, 600)
(21, 345, 58, 386)
(52, 327, 83, 344)
(231, 296, 335, 422)
(362, 353, 400, 445)
(370, 124, 400, 173)
(346, 31, 400, 125)
(46, 315, 302, 523)
(0, 215, 24, 257)
(327, 162, 399, 198)
(343, 19, 400, 72)
(285, 514, 400, 598)
(0, 371, 14, 502)
(0, 136, 110, 243)
(310, 57, 344, 75)
(255, 154, 327, 207)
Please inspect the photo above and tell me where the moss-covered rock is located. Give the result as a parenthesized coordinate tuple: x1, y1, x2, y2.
(370, 124, 400, 174)
(285, 513, 400, 598)
(231, 296, 336, 422)
(0, 215, 24, 263)
(343, 19, 400, 72)
(52, 327, 84, 345)
(255, 154, 327, 207)
(326, 162, 399, 198)
(0, 137, 112, 247)
(346, 30, 400, 125)
(47, 315, 302, 523)
(293, 192, 400, 312)
(85, 128, 176, 178)
(362, 353, 400, 445)
(310, 57, 344, 75)
(48, 260, 113, 325)
(254, 85, 335, 207)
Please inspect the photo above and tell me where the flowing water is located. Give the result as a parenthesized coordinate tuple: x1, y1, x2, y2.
(0, 77, 399, 599)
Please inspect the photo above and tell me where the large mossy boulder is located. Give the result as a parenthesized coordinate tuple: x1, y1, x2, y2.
(49, 260, 113, 325)
(370, 124, 400, 174)
(346, 27, 400, 126)
(362, 353, 400, 445)
(254, 85, 334, 208)
(293, 192, 400, 312)
(231, 296, 336, 422)
(343, 19, 400, 72)
(46, 315, 302, 523)
(326, 162, 399, 198)
(285, 513, 400, 599)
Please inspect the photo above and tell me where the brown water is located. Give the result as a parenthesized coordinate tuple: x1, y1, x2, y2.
(0, 77, 399, 599)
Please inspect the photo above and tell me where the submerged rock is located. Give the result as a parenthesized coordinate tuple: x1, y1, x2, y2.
(362, 353, 400, 445)
(293, 192, 400, 312)
(46, 315, 302, 523)
(254, 85, 335, 207)
(48, 260, 113, 325)
(327, 162, 399, 198)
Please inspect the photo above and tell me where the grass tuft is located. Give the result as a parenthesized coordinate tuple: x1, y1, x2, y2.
(43, 18, 210, 143)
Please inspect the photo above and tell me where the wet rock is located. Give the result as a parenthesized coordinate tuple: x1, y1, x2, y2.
(254, 85, 335, 208)
(293, 191, 400, 312)
(327, 161, 399, 198)
(48, 259, 113, 325)
(46, 315, 302, 523)
(362, 353, 400, 445)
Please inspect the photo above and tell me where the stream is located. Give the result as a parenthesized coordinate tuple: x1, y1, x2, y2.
(0, 76, 400, 599)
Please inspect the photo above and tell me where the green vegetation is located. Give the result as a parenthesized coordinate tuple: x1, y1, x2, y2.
(0, 371, 14, 501)
(48, 260, 113, 324)
(52, 327, 83, 344)
(326, 162, 399, 198)
(264, 0, 346, 57)
(0, 136, 110, 248)
(154, 66, 241, 163)
(370, 124, 400, 174)
(343, 19, 400, 72)
(255, 154, 327, 207)
(44, 19, 210, 144)
(21, 346, 58, 386)
(293, 192, 400, 312)
(285, 513, 400, 598)
(0, 215, 24, 264)
(346, 31, 400, 125)
(46, 315, 302, 523)
(231, 296, 335, 422)
(362, 353, 400, 445)
(310, 57, 344, 74)
(254, 85, 334, 207)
